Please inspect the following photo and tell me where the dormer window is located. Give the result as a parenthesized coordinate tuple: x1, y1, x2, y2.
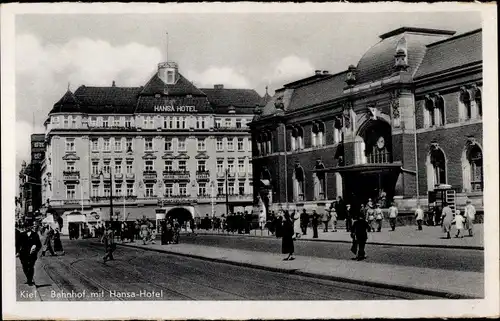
(166, 70, 175, 84)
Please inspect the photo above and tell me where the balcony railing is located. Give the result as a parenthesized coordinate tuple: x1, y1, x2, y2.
(91, 173, 101, 181)
(216, 171, 226, 179)
(143, 171, 157, 180)
(114, 173, 124, 180)
(196, 171, 210, 180)
(63, 171, 80, 181)
(367, 152, 391, 164)
(237, 171, 246, 178)
(125, 173, 135, 180)
(216, 193, 252, 201)
(163, 171, 190, 181)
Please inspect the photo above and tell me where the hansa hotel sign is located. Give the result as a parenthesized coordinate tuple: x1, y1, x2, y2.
(153, 101, 198, 113)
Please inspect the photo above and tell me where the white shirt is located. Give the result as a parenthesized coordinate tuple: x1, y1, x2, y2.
(389, 206, 398, 218)
(415, 208, 424, 220)
(464, 204, 476, 220)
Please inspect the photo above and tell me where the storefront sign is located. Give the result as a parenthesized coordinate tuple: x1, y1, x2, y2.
(153, 105, 197, 113)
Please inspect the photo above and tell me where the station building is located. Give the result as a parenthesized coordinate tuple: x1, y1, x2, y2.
(250, 27, 483, 215)
(40, 60, 264, 226)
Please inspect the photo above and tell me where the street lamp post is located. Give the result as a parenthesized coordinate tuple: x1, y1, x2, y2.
(99, 168, 113, 224)
(225, 168, 229, 216)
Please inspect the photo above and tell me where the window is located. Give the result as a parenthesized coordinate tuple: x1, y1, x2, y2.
(63, 116, 69, 128)
(216, 138, 224, 151)
(248, 162, 252, 174)
(465, 145, 483, 192)
(332, 119, 341, 145)
(196, 118, 201, 129)
(103, 117, 109, 128)
(125, 118, 131, 128)
(460, 89, 472, 121)
(114, 138, 122, 152)
(65, 138, 75, 152)
(52, 116, 59, 125)
(165, 183, 173, 197)
(475, 88, 482, 117)
(91, 139, 99, 151)
(227, 159, 235, 173)
(424, 96, 435, 127)
(215, 118, 222, 128)
(144, 160, 154, 172)
(90, 117, 97, 127)
(103, 160, 111, 174)
(238, 181, 245, 195)
(237, 138, 244, 151)
(145, 137, 153, 151)
(197, 160, 206, 172)
(178, 138, 186, 151)
(217, 182, 224, 196)
(104, 184, 111, 197)
(165, 138, 173, 151)
(92, 184, 99, 197)
(164, 160, 173, 172)
(115, 160, 122, 174)
(294, 165, 305, 202)
(228, 182, 235, 195)
(167, 70, 175, 84)
(435, 96, 445, 126)
(200, 118, 205, 129)
(145, 183, 154, 197)
(236, 119, 242, 128)
(113, 118, 120, 127)
(197, 138, 206, 151)
(66, 184, 76, 199)
(179, 183, 187, 196)
(92, 161, 99, 175)
(126, 138, 133, 152)
(314, 172, 326, 200)
(115, 183, 122, 196)
(126, 160, 133, 174)
(71, 117, 77, 128)
(227, 138, 234, 151)
(144, 116, 154, 129)
(238, 159, 245, 172)
(126, 183, 134, 196)
(217, 159, 224, 173)
(198, 182, 207, 196)
(178, 160, 187, 172)
(225, 118, 232, 127)
(66, 161, 76, 172)
(169, 117, 173, 129)
(181, 117, 186, 129)
(103, 138, 110, 151)
(427, 147, 447, 190)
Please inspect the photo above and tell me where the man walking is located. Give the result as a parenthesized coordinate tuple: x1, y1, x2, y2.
(388, 202, 398, 231)
(322, 205, 331, 232)
(464, 199, 476, 237)
(17, 221, 42, 285)
(311, 210, 320, 239)
(101, 224, 115, 262)
(351, 214, 370, 261)
(300, 209, 309, 235)
(415, 204, 424, 231)
(336, 196, 349, 232)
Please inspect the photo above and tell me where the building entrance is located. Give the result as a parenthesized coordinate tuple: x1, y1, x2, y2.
(343, 168, 399, 208)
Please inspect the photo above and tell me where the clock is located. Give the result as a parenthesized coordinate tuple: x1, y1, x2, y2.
(376, 136, 385, 150)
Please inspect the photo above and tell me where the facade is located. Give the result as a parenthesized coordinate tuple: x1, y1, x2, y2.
(40, 60, 263, 222)
(250, 27, 483, 214)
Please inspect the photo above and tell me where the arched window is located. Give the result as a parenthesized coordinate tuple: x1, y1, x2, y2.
(290, 127, 298, 151)
(435, 95, 445, 126)
(314, 161, 326, 200)
(354, 135, 367, 165)
(335, 172, 343, 197)
(427, 146, 447, 190)
(311, 123, 318, 147)
(424, 96, 435, 128)
(293, 164, 305, 202)
(469, 145, 483, 191)
(459, 88, 472, 121)
(317, 122, 325, 147)
(333, 117, 342, 144)
(267, 131, 272, 154)
(297, 126, 304, 150)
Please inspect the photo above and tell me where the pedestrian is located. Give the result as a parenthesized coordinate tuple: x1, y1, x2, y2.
(330, 204, 338, 232)
(351, 214, 370, 261)
(300, 209, 309, 235)
(441, 203, 453, 239)
(322, 207, 330, 233)
(173, 219, 181, 244)
(311, 210, 320, 239)
(375, 203, 383, 232)
(40, 223, 55, 257)
(452, 210, 465, 238)
(292, 210, 301, 238)
(17, 221, 42, 285)
(101, 224, 115, 262)
(464, 199, 476, 237)
(345, 204, 352, 232)
(275, 210, 283, 238)
(388, 202, 398, 231)
(258, 210, 266, 230)
(140, 221, 150, 245)
(53, 226, 65, 255)
(336, 196, 348, 232)
(281, 211, 295, 261)
(366, 204, 375, 232)
(415, 204, 424, 231)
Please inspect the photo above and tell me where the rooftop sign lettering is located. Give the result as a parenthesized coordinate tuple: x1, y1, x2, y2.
(153, 105, 198, 113)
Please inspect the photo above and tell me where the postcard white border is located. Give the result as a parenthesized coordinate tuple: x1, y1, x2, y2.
(2, 2, 498, 320)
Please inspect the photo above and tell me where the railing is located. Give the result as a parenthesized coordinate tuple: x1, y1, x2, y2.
(367, 152, 391, 164)
(216, 171, 226, 179)
(63, 171, 80, 181)
(216, 194, 252, 201)
(196, 171, 210, 180)
(90, 173, 101, 181)
(237, 171, 246, 178)
(125, 173, 135, 180)
(163, 171, 190, 180)
(143, 171, 157, 180)
(114, 173, 124, 180)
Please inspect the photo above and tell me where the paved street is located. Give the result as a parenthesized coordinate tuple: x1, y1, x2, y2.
(179, 233, 483, 272)
(17, 239, 439, 301)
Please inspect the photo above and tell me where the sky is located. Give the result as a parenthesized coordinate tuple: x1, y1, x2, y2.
(14, 10, 482, 176)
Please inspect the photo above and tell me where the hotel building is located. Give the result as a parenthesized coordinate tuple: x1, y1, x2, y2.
(40, 61, 264, 223)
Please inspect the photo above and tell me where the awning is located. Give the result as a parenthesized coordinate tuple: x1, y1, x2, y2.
(314, 162, 404, 175)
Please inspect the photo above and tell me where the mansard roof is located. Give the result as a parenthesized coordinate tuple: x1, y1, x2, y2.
(51, 90, 81, 113)
(201, 87, 262, 114)
(140, 73, 207, 96)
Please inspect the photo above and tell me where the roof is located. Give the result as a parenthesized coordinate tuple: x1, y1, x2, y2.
(135, 95, 213, 114)
(356, 29, 454, 84)
(201, 88, 262, 108)
(287, 71, 348, 111)
(50, 90, 81, 113)
(140, 73, 206, 96)
(414, 29, 482, 79)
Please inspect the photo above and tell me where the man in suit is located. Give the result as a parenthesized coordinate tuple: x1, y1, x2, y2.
(351, 214, 370, 261)
(17, 221, 42, 286)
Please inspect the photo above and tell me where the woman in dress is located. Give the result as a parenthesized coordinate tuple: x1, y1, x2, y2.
(281, 211, 295, 261)
(292, 210, 301, 239)
(441, 203, 453, 239)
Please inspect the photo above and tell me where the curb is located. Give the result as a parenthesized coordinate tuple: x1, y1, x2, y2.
(115, 242, 479, 300)
(184, 232, 484, 251)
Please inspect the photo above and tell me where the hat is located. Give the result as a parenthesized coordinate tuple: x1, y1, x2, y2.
(466, 199, 472, 204)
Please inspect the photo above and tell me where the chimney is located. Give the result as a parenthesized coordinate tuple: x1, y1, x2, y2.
(112, 80, 116, 87)
(315, 70, 322, 75)
(323, 70, 329, 75)
(214, 84, 224, 89)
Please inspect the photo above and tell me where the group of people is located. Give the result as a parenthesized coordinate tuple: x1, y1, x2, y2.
(160, 218, 181, 244)
(439, 199, 477, 239)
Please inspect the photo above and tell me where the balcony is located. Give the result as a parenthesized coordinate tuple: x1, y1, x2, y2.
(367, 152, 391, 164)
(216, 171, 226, 179)
(125, 173, 135, 180)
(91, 173, 101, 181)
(196, 171, 210, 181)
(143, 171, 157, 180)
(216, 193, 253, 201)
(237, 171, 246, 178)
(162, 170, 190, 181)
(63, 171, 80, 181)
(114, 173, 124, 180)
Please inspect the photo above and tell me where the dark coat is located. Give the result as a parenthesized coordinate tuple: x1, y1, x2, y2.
(18, 230, 42, 259)
(351, 219, 370, 241)
(281, 219, 295, 254)
(336, 200, 347, 219)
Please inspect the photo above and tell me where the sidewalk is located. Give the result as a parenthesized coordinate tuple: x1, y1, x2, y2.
(118, 242, 484, 299)
(185, 224, 484, 250)
(16, 257, 63, 302)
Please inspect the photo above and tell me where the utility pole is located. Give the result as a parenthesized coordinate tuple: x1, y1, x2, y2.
(225, 168, 229, 216)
